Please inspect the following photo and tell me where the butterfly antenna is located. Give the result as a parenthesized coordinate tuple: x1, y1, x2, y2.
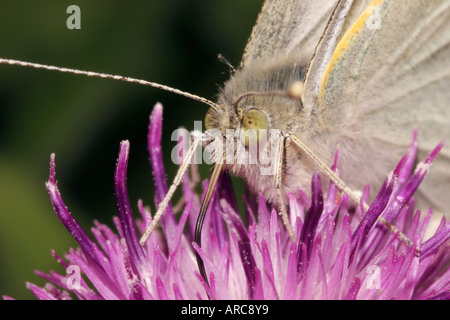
(232, 81, 304, 112)
(0, 58, 221, 112)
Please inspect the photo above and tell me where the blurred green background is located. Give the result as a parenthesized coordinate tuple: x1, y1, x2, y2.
(0, 0, 262, 299)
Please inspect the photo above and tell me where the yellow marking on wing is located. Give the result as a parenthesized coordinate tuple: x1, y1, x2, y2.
(319, 0, 385, 101)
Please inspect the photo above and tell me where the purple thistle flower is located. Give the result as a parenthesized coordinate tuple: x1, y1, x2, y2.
(5, 103, 449, 300)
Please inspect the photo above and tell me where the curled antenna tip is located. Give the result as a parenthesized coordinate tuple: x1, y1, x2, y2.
(288, 81, 304, 99)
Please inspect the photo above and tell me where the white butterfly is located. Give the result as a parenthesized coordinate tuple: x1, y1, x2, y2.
(1, 0, 448, 285)
(195, 0, 450, 281)
(226, 0, 450, 219)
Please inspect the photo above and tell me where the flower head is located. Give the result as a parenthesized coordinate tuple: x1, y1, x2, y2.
(5, 103, 449, 300)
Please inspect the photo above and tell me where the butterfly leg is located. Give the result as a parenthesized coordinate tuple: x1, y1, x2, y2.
(275, 133, 296, 242)
(140, 133, 204, 246)
(287, 132, 419, 255)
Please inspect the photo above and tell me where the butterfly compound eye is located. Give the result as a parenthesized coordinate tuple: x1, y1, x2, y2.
(204, 107, 214, 130)
(240, 108, 268, 147)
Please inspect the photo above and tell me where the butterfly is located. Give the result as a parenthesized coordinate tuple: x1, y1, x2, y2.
(137, 0, 450, 284)
(1, 0, 449, 287)
(219, 0, 450, 222)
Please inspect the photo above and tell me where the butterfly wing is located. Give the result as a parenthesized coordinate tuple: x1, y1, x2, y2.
(241, 0, 339, 68)
(306, 0, 450, 213)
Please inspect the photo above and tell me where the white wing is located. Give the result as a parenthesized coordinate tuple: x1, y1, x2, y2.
(241, 0, 339, 68)
(308, 0, 450, 213)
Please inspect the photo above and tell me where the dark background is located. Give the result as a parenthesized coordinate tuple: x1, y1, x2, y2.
(0, 0, 262, 299)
